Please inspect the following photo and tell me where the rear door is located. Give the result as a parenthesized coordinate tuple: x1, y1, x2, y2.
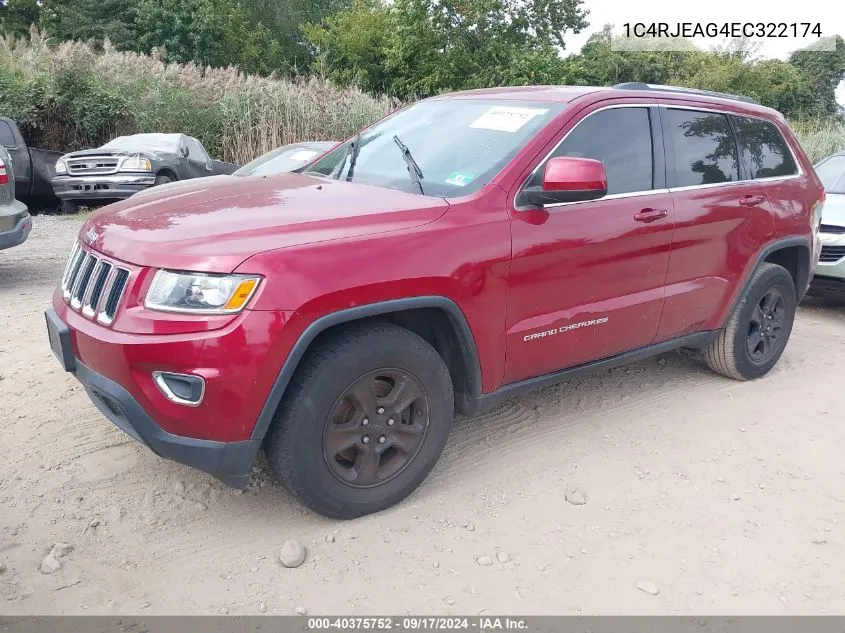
(504, 102, 676, 384)
(655, 105, 775, 341)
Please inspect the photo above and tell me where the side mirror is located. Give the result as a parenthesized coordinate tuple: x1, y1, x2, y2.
(523, 157, 608, 207)
(180, 146, 190, 157)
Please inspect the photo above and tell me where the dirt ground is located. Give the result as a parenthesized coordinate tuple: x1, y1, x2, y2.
(1, 214, 844, 616)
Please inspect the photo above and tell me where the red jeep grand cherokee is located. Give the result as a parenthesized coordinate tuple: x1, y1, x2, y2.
(46, 83, 824, 518)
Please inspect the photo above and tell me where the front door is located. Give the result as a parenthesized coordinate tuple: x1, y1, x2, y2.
(504, 103, 675, 384)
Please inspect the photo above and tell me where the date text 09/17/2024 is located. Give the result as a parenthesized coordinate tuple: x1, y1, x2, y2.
(307, 617, 528, 630)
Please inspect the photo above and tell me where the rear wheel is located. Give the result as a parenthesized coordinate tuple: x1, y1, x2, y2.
(703, 263, 796, 380)
(265, 322, 454, 519)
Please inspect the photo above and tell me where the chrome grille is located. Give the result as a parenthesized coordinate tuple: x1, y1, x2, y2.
(66, 155, 119, 176)
(61, 241, 130, 325)
(819, 246, 845, 263)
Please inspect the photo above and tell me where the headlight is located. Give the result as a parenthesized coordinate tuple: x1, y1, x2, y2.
(55, 157, 68, 175)
(119, 154, 152, 172)
(145, 270, 261, 314)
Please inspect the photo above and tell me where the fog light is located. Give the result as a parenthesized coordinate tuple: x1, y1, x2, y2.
(152, 371, 205, 407)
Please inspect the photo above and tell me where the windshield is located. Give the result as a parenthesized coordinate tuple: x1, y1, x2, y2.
(235, 143, 335, 177)
(306, 99, 564, 197)
(103, 134, 181, 153)
(816, 155, 845, 194)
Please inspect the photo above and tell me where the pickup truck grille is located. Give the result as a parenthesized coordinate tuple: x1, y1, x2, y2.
(819, 245, 845, 263)
(61, 241, 130, 326)
(66, 155, 120, 176)
(819, 224, 845, 235)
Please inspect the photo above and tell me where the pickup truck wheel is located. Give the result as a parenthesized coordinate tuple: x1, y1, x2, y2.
(60, 200, 77, 214)
(154, 174, 173, 186)
(265, 322, 454, 519)
(703, 263, 796, 380)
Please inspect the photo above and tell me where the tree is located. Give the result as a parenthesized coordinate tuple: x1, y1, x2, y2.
(305, 0, 589, 98)
(134, 0, 287, 73)
(789, 36, 845, 117)
(0, 0, 39, 38)
(560, 25, 704, 86)
(241, 0, 352, 70)
(39, 0, 138, 50)
(302, 0, 393, 93)
(134, 0, 228, 67)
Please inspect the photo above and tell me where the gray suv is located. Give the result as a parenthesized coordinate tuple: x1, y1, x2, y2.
(0, 145, 31, 251)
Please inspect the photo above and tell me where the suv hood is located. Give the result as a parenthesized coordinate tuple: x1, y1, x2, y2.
(67, 148, 153, 157)
(80, 173, 449, 271)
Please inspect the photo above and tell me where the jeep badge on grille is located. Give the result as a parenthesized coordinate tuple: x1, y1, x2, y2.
(86, 227, 99, 243)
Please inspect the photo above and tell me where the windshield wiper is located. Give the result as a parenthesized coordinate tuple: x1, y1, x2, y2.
(393, 135, 424, 195)
(333, 133, 362, 181)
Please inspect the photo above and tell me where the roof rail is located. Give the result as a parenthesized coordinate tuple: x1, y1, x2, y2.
(612, 82, 759, 105)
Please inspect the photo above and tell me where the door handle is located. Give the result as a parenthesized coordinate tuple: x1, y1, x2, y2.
(739, 194, 765, 207)
(633, 208, 668, 223)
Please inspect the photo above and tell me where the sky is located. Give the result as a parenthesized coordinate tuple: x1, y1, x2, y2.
(566, 0, 845, 105)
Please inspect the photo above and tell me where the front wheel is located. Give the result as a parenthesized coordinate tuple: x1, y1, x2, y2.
(265, 322, 454, 519)
(154, 174, 173, 186)
(703, 262, 797, 380)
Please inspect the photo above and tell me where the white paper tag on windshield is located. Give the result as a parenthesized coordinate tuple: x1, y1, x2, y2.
(469, 106, 548, 133)
(289, 149, 319, 162)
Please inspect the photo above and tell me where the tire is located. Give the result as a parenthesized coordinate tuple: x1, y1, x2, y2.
(265, 322, 454, 519)
(154, 174, 173, 186)
(703, 262, 797, 380)
(60, 199, 78, 214)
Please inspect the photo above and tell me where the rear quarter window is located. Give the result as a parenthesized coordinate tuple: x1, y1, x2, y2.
(665, 109, 739, 187)
(733, 116, 798, 179)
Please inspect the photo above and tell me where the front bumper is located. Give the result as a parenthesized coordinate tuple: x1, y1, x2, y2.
(52, 174, 156, 201)
(44, 302, 297, 488)
(814, 230, 845, 281)
(0, 204, 31, 250)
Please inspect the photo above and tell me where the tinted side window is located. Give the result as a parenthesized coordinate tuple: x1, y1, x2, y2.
(0, 121, 16, 148)
(666, 109, 738, 187)
(530, 107, 653, 195)
(733, 116, 797, 179)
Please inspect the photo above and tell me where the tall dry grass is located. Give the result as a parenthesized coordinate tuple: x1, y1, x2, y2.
(792, 119, 845, 164)
(0, 32, 398, 162)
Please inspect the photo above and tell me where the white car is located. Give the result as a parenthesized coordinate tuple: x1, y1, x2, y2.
(810, 152, 845, 297)
(130, 141, 337, 199)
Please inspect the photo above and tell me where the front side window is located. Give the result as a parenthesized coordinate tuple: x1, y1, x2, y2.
(666, 109, 739, 187)
(525, 107, 654, 196)
(0, 121, 16, 148)
(187, 138, 209, 161)
(733, 116, 798, 179)
(307, 99, 564, 197)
